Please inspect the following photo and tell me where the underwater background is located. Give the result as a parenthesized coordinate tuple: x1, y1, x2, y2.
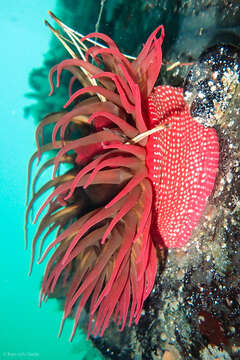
(0, 1, 103, 359)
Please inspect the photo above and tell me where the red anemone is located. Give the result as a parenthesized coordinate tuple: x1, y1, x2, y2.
(26, 24, 218, 339)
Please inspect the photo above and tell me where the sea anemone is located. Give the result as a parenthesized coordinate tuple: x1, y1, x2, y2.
(26, 13, 219, 339)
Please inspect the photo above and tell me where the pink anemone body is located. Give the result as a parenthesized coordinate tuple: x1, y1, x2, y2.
(146, 86, 219, 248)
(26, 24, 219, 339)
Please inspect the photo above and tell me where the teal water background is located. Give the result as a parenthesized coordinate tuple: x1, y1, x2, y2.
(0, 1, 103, 359)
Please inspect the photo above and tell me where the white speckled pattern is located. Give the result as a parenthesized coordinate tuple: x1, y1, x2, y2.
(146, 86, 219, 248)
